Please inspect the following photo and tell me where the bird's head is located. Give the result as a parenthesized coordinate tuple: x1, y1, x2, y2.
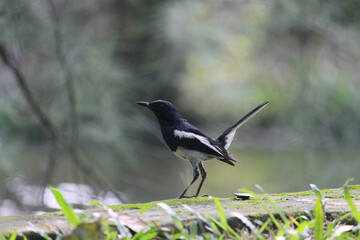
(137, 100, 182, 125)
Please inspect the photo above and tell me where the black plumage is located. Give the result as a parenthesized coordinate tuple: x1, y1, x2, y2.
(137, 99, 269, 198)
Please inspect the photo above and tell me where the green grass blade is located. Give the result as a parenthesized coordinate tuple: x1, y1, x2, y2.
(209, 215, 240, 239)
(295, 220, 309, 236)
(208, 216, 231, 236)
(101, 216, 111, 238)
(213, 198, 240, 238)
(157, 202, 184, 233)
(264, 193, 288, 224)
(259, 218, 271, 234)
(214, 198, 227, 226)
(255, 185, 289, 225)
(190, 222, 198, 239)
(211, 222, 222, 236)
(314, 195, 324, 240)
(174, 232, 186, 239)
(325, 213, 351, 238)
(240, 188, 261, 199)
(132, 230, 158, 240)
(49, 186, 80, 228)
(183, 204, 211, 226)
(88, 200, 131, 238)
(140, 202, 156, 214)
(9, 229, 16, 240)
(343, 179, 360, 223)
(87, 200, 104, 207)
(218, 234, 225, 240)
(260, 202, 281, 229)
(310, 184, 322, 200)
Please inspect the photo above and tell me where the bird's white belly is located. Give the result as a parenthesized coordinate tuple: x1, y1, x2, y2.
(174, 146, 214, 163)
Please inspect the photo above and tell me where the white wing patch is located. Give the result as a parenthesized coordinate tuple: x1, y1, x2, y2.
(223, 131, 236, 149)
(174, 130, 224, 156)
(222, 103, 268, 149)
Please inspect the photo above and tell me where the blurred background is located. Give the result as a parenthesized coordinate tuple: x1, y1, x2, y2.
(0, 0, 360, 216)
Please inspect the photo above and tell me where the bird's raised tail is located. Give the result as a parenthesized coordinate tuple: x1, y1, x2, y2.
(217, 100, 269, 149)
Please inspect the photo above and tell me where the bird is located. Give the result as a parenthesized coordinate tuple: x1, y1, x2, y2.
(136, 99, 269, 198)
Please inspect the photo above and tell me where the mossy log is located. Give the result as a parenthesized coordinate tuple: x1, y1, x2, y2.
(1, 185, 359, 239)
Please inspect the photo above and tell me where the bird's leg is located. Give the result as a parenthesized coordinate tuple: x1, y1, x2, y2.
(195, 162, 207, 197)
(178, 162, 199, 199)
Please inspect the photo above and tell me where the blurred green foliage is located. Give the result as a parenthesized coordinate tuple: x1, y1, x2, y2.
(0, 0, 360, 205)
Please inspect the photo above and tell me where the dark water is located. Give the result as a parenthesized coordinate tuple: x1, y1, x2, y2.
(1, 148, 359, 216)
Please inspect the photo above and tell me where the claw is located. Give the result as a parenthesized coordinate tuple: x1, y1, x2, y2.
(178, 195, 197, 199)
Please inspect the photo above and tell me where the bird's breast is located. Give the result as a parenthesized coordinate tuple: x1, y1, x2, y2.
(173, 146, 214, 163)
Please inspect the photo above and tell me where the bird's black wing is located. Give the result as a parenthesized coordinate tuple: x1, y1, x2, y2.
(173, 123, 228, 160)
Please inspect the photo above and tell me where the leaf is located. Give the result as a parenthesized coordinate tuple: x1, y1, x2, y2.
(313, 194, 324, 240)
(173, 232, 186, 239)
(87, 200, 104, 207)
(213, 198, 240, 238)
(208, 215, 239, 238)
(325, 213, 351, 238)
(214, 198, 227, 226)
(240, 188, 261, 199)
(303, 206, 313, 220)
(259, 218, 271, 234)
(65, 220, 102, 240)
(331, 225, 354, 238)
(189, 221, 198, 239)
(206, 216, 222, 236)
(89, 200, 132, 238)
(295, 221, 309, 237)
(50, 186, 80, 228)
(140, 202, 156, 214)
(9, 230, 17, 240)
(255, 185, 289, 225)
(258, 200, 281, 230)
(208, 216, 228, 234)
(108, 212, 131, 238)
(343, 179, 360, 223)
(310, 184, 321, 200)
(183, 204, 208, 222)
(102, 217, 111, 237)
(132, 230, 158, 240)
(157, 202, 184, 232)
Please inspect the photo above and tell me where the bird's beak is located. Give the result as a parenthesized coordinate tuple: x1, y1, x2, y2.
(136, 101, 150, 108)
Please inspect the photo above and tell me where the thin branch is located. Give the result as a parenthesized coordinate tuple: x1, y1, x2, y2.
(0, 43, 59, 195)
(0, 44, 57, 140)
(46, 0, 82, 192)
(46, 0, 79, 154)
(46, 0, 124, 202)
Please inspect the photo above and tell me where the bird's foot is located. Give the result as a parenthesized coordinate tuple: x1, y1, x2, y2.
(178, 194, 210, 199)
(178, 195, 195, 199)
(178, 195, 196, 199)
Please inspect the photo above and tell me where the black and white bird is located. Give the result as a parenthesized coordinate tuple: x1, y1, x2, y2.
(137, 100, 269, 198)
